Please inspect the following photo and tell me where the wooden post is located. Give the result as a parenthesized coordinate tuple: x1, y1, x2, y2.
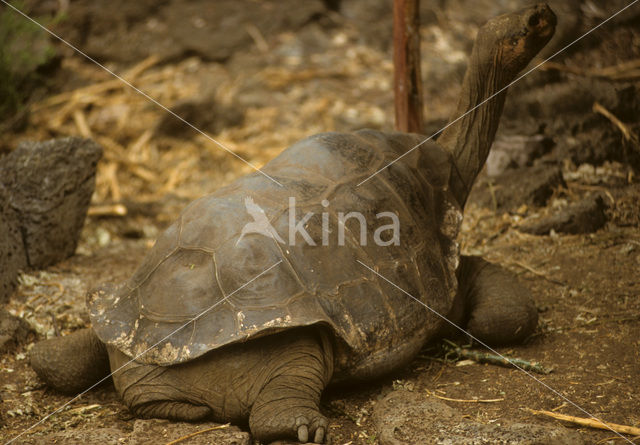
(393, 0, 424, 134)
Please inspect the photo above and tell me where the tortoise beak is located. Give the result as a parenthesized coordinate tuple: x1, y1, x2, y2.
(524, 3, 557, 42)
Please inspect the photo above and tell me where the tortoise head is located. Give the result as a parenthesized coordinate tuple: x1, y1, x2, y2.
(438, 4, 556, 207)
(474, 3, 556, 82)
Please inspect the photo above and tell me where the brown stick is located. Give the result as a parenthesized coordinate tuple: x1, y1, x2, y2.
(593, 102, 640, 152)
(527, 409, 640, 437)
(163, 424, 230, 445)
(393, 0, 424, 133)
(88, 204, 128, 217)
(542, 59, 640, 81)
(508, 260, 567, 287)
(426, 390, 504, 403)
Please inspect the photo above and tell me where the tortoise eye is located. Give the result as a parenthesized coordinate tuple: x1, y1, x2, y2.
(510, 38, 519, 47)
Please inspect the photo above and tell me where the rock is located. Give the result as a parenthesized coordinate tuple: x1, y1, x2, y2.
(0, 184, 27, 303)
(155, 98, 245, 138)
(0, 309, 33, 353)
(468, 164, 566, 211)
(130, 419, 250, 445)
(486, 133, 555, 177)
(0, 137, 102, 270)
(373, 390, 584, 445)
(47, 0, 327, 63)
(518, 195, 608, 235)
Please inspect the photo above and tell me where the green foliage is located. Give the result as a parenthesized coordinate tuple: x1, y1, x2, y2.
(0, 1, 59, 119)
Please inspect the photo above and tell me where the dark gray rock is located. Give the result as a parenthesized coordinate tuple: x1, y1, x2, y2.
(155, 97, 245, 138)
(47, 0, 326, 64)
(486, 133, 555, 177)
(0, 183, 27, 303)
(373, 390, 584, 445)
(518, 195, 608, 235)
(469, 164, 566, 211)
(0, 137, 102, 270)
(0, 309, 33, 353)
(0, 137, 102, 302)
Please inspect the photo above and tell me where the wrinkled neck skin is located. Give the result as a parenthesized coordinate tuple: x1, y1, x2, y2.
(439, 46, 509, 207)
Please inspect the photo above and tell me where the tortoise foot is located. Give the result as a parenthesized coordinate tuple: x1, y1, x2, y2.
(248, 330, 333, 443)
(30, 328, 110, 394)
(459, 256, 538, 345)
(251, 405, 328, 443)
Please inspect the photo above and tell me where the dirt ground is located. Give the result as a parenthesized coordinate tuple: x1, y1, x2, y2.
(1, 1, 639, 444)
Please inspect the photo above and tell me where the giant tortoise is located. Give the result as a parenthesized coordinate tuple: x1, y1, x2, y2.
(31, 4, 556, 443)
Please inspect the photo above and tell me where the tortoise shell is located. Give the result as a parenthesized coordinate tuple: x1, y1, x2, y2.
(88, 130, 462, 377)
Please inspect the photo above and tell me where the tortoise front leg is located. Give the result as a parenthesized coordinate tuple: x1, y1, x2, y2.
(249, 328, 333, 444)
(457, 256, 538, 345)
(30, 328, 111, 394)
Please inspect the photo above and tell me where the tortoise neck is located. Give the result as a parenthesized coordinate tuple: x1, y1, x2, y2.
(438, 50, 508, 207)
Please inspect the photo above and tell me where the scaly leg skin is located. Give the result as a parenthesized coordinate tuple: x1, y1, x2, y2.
(108, 346, 214, 421)
(458, 255, 538, 345)
(107, 327, 334, 444)
(30, 328, 111, 394)
(249, 330, 333, 444)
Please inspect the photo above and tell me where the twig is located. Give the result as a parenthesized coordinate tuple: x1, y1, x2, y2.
(46, 282, 66, 305)
(49, 95, 83, 129)
(593, 102, 640, 153)
(567, 183, 616, 205)
(443, 340, 552, 374)
(245, 23, 269, 53)
(432, 363, 446, 383)
(129, 128, 154, 155)
(527, 409, 640, 436)
(98, 136, 158, 182)
(66, 404, 102, 415)
(160, 157, 194, 193)
(542, 59, 640, 80)
(553, 313, 640, 332)
(163, 424, 230, 445)
(25, 293, 47, 307)
(72, 109, 93, 138)
(35, 67, 167, 110)
(426, 389, 504, 403)
(540, 61, 585, 76)
(508, 260, 567, 287)
(88, 204, 128, 217)
(597, 436, 640, 444)
(25, 282, 65, 308)
(103, 162, 122, 202)
(487, 180, 498, 212)
(594, 102, 638, 141)
(124, 54, 161, 81)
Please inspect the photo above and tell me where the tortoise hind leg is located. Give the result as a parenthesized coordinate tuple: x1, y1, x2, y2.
(30, 328, 111, 394)
(107, 346, 213, 421)
(107, 327, 333, 443)
(249, 329, 333, 444)
(457, 256, 538, 345)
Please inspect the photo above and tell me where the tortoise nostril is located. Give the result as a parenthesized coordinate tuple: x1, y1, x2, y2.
(528, 13, 540, 27)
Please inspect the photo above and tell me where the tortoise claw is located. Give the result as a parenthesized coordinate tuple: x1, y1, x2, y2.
(314, 426, 325, 443)
(297, 425, 309, 442)
(294, 414, 327, 443)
